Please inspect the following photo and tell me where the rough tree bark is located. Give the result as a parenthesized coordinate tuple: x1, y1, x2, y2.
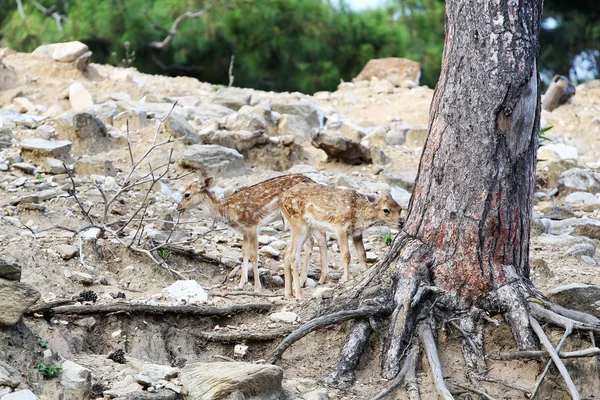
(269, 0, 600, 399)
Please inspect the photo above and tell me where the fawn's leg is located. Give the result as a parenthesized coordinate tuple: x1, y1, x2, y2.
(299, 234, 315, 288)
(283, 240, 293, 299)
(352, 233, 368, 269)
(237, 233, 249, 289)
(248, 232, 262, 292)
(337, 229, 351, 283)
(313, 230, 329, 285)
(291, 225, 310, 300)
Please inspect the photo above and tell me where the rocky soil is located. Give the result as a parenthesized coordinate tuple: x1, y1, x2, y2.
(2, 42, 600, 399)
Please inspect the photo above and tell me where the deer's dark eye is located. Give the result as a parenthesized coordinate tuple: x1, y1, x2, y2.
(383, 208, 390, 214)
(184, 193, 191, 199)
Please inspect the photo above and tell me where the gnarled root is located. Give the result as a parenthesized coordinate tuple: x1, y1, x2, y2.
(324, 320, 371, 389)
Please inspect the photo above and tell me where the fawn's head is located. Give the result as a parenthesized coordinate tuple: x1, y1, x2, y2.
(177, 177, 214, 214)
(374, 191, 403, 227)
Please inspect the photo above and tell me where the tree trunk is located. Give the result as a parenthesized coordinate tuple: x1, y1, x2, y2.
(271, 0, 600, 398)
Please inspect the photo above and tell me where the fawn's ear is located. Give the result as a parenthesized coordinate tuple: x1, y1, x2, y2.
(203, 177, 214, 188)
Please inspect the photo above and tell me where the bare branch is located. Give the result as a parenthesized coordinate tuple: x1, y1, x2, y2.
(228, 54, 235, 87)
(16, 0, 25, 19)
(32, 1, 66, 33)
(531, 323, 573, 399)
(489, 347, 600, 361)
(149, 6, 212, 50)
(63, 163, 95, 225)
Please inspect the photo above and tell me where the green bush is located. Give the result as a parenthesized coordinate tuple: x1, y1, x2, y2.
(0, 0, 442, 92)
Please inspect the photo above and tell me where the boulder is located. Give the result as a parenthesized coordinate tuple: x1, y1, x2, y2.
(60, 360, 91, 400)
(0, 389, 38, 399)
(53, 112, 111, 155)
(0, 361, 21, 388)
(103, 375, 143, 398)
(180, 362, 284, 400)
(164, 113, 199, 145)
(221, 107, 266, 132)
(563, 243, 596, 258)
(198, 129, 269, 153)
(311, 131, 383, 165)
(138, 364, 179, 382)
(564, 192, 600, 211)
(339, 121, 367, 141)
(19, 139, 72, 163)
(558, 168, 600, 194)
(269, 312, 297, 323)
(68, 83, 94, 111)
(0, 278, 40, 326)
(271, 100, 325, 130)
(162, 280, 208, 305)
(380, 171, 416, 192)
(354, 58, 422, 87)
(211, 88, 252, 111)
(538, 143, 578, 162)
(536, 160, 578, 189)
(548, 284, 600, 318)
(74, 156, 116, 177)
(32, 41, 89, 62)
(39, 158, 67, 174)
(0, 257, 21, 281)
(179, 145, 244, 177)
(404, 127, 429, 147)
(277, 114, 311, 142)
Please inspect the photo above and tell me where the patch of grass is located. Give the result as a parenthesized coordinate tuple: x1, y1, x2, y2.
(158, 248, 171, 261)
(213, 84, 226, 91)
(38, 363, 60, 378)
(383, 233, 394, 246)
(537, 125, 553, 163)
(38, 338, 48, 349)
(35, 173, 44, 180)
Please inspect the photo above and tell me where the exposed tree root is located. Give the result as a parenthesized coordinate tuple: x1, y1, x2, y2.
(267, 306, 385, 364)
(371, 343, 419, 400)
(419, 319, 454, 400)
(489, 348, 600, 361)
(26, 302, 273, 317)
(324, 320, 371, 389)
(530, 322, 573, 399)
(193, 326, 295, 343)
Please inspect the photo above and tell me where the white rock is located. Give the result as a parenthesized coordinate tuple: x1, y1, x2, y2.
(82, 228, 101, 241)
(60, 360, 91, 396)
(135, 374, 153, 387)
(0, 389, 38, 399)
(140, 364, 180, 381)
(564, 192, 600, 211)
(32, 41, 88, 62)
(260, 246, 281, 259)
(538, 143, 578, 162)
(269, 311, 298, 324)
(162, 280, 208, 305)
(68, 83, 94, 111)
(234, 344, 248, 357)
(270, 240, 287, 251)
(365, 252, 378, 262)
(312, 287, 334, 300)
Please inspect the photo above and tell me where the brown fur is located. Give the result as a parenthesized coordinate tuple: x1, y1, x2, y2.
(176, 174, 327, 291)
(280, 182, 403, 299)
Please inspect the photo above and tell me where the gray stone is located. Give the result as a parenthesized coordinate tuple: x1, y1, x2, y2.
(12, 163, 36, 174)
(563, 243, 596, 258)
(310, 131, 376, 165)
(180, 362, 283, 400)
(69, 271, 94, 285)
(135, 374, 153, 387)
(312, 287, 334, 300)
(303, 388, 329, 400)
(0, 278, 40, 326)
(10, 194, 39, 206)
(271, 100, 325, 130)
(548, 217, 600, 238)
(277, 114, 310, 142)
(0, 257, 21, 281)
(260, 246, 281, 259)
(68, 83, 94, 111)
(538, 143, 579, 162)
(139, 364, 179, 382)
(531, 217, 550, 236)
(74, 156, 116, 177)
(104, 375, 143, 398)
(179, 145, 244, 178)
(222, 107, 267, 132)
(340, 121, 367, 141)
(164, 113, 199, 145)
(380, 171, 416, 192)
(0, 389, 38, 400)
(39, 158, 67, 175)
(53, 112, 111, 155)
(558, 168, 600, 194)
(548, 284, 600, 318)
(0, 361, 21, 388)
(269, 312, 297, 323)
(199, 129, 269, 154)
(60, 360, 91, 399)
(211, 88, 252, 111)
(89, 101, 119, 126)
(56, 245, 79, 260)
(32, 41, 88, 62)
(113, 109, 152, 132)
(20, 139, 72, 162)
(540, 205, 576, 220)
(0, 110, 44, 129)
(190, 104, 235, 121)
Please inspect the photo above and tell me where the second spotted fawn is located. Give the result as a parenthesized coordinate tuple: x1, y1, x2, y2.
(280, 182, 403, 299)
(176, 175, 327, 292)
